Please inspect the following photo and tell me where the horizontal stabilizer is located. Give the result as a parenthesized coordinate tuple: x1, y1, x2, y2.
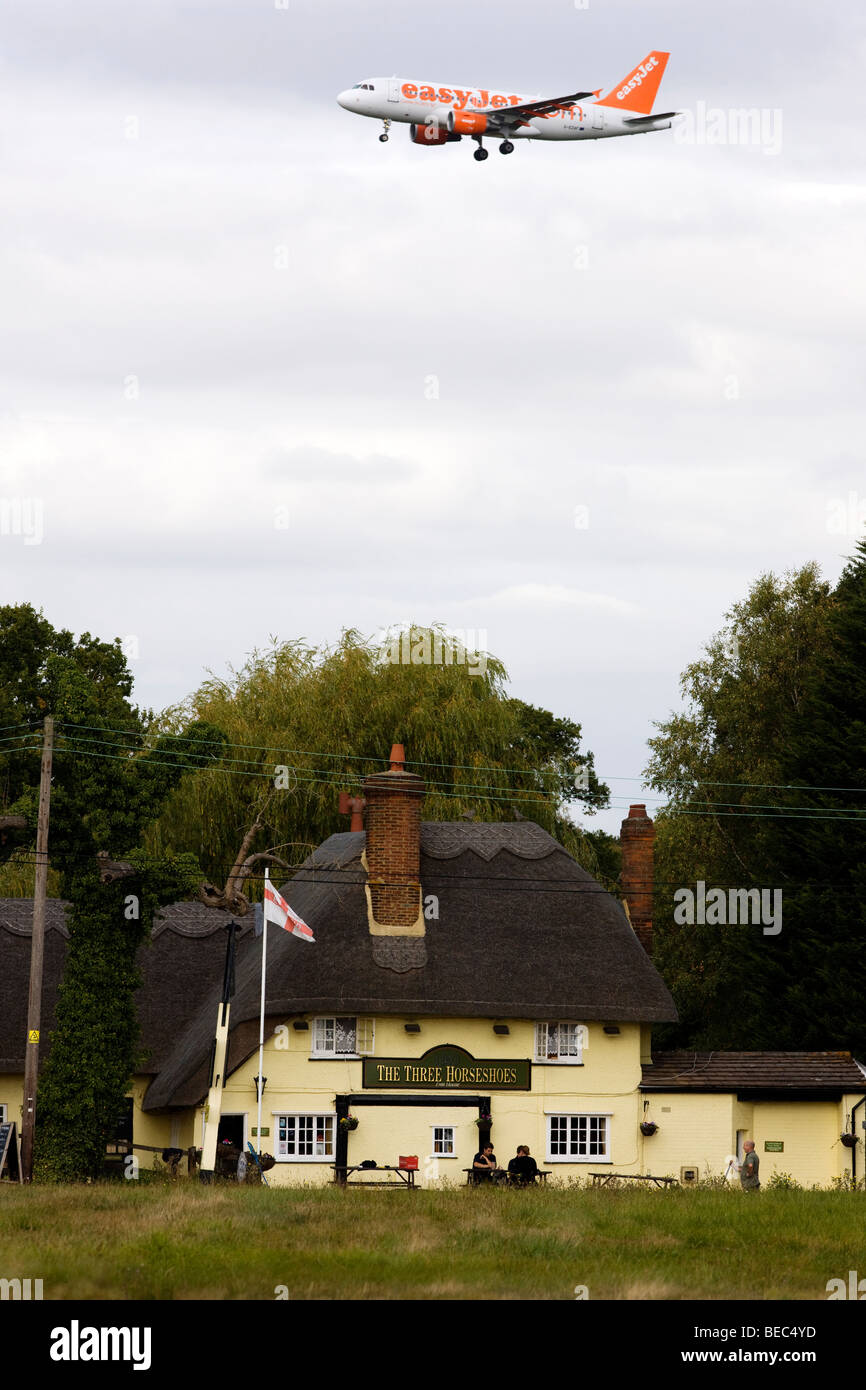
(623, 110, 679, 125)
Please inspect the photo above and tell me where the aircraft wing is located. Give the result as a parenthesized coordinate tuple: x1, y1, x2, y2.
(485, 90, 598, 125)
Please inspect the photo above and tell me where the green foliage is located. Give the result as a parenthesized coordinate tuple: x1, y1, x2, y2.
(0, 604, 225, 1180)
(644, 566, 834, 1046)
(146, 626, 610, 884)
(761, 539, 866, 1054)
(766, 1171, 802, 1191)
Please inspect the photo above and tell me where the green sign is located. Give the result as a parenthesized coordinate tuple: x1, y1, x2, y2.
(363, 1045, 531, 1091)
(764, 1141, 784, 1152)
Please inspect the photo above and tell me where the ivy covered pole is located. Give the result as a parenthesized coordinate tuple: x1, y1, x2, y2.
(21, 716, 54, 1182)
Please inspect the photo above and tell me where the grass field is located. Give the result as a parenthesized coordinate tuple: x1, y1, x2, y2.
(1, 1181, 863, 1300)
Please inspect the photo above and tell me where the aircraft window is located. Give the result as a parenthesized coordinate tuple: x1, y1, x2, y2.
(352, 83, 361, 89)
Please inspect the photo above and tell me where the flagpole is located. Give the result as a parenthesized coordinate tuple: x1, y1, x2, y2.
(256, 868, 268, 1163)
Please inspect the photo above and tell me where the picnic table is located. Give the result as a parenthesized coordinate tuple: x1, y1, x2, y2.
(589, 1172, 678, 1189)
(463, 1167, 551, 1186)
(331, 1164, 417, 1188)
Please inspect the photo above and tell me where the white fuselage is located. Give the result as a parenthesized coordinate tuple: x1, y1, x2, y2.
(337, 77, 671, 141)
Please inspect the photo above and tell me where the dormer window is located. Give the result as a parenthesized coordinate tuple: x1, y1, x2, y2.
(311, 1016, 374, 1057)
(535, 1022, 585, 1064)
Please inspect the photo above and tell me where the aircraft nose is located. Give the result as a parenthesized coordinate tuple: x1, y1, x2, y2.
(337, 90, 354, 110)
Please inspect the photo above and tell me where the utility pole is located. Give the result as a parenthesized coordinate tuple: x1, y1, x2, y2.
(21, 715, 54, 1182)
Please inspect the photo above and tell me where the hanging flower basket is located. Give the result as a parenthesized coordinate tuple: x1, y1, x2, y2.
(340, 1115, 359, 1132)
(640, 1121, 658, 1137)
(841, 1133, 859, 1148)
(474, 1115, 492, 1128)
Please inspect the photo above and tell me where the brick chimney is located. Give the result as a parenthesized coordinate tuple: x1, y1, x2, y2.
(620, 804, 655, 955)
(363, 744, 425, 933)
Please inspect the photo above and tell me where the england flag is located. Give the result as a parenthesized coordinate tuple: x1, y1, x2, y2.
(263, 881, 315, 943)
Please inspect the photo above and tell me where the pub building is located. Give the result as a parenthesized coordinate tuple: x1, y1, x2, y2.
(1, 746, 864, 1186)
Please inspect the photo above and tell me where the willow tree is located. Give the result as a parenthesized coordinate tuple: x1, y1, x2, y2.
(147, 626, 613, 885)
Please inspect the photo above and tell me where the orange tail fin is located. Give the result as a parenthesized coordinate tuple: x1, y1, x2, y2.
(596, 51, 669, 115)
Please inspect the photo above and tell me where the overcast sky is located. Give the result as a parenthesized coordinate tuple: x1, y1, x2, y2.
(2, 0, 864, 833)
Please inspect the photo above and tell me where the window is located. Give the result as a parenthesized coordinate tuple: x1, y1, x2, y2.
(535, 1022, 585, 1063)
(547, 1114, 609, 1162)
(311, 1016, 374, 1057)
(275, 1114, 335, 1161)
(432, 1125, 455, 1156)
(0, 1104, 7, 1124)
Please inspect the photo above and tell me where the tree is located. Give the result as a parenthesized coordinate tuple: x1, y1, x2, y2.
(146, 625, 611, 882)
(644, 566, 834, 1046)
(0, 603, 226, 1179)
(761, 540, 866, 1053)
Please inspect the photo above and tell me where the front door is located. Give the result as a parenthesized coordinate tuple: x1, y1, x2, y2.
(388, 78, 401, 103)
(218, 1113, 246, 1150)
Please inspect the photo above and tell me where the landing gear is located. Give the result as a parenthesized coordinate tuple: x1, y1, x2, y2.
(473, 145, 489, 162)
(379, 118, 391, 143)
(499, 140, 514, 155)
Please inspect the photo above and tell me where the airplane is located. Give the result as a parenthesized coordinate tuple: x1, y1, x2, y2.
(337, 51, 678, 161)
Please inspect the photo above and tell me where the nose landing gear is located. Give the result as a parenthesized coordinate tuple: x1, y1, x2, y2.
(379, 118, 391, 143)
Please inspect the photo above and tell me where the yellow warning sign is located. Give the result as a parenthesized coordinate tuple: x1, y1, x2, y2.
(27, 1030, 39, 1043)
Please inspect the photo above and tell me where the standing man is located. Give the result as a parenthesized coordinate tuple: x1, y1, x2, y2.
(739, 1139, 760, 1191)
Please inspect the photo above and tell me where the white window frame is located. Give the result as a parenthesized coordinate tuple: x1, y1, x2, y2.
(310, 1016, 375, 1059)
(535, 1021, 585, 1064)
(0, 1104, 7, 1124)
(546, 1112, 611, 1163)
(430, 1124, 457, 1158)
(273, 1112, 336, 1162)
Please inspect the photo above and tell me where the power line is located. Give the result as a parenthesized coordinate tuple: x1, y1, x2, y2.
(36, 718, 866, 796)
(4, 728, 866, 817)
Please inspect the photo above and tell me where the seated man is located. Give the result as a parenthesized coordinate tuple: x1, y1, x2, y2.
(507, 1145, 539, 1185)
(472, 1142, 501, 1183)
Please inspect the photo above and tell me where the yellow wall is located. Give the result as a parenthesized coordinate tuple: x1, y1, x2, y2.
(210, 1017, 645, 1187)
(3, 1036, 862, 1190)
(640, 1092, 862, 1188)
(0, 1074, 21, 1127)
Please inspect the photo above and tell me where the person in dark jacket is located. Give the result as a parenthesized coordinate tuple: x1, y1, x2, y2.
(507, 1145, 539, 1185)
(739, 1140, 760, 1191)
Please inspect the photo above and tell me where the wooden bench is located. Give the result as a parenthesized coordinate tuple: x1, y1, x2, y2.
(463, 1168, 551, 1186)
(589, 1172, 678, 1189)
(331, 1164, 417, 1189)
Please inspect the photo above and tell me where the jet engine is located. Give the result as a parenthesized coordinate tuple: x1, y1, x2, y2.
(447, 110, 489, 135)
(410, 122, 460, 145)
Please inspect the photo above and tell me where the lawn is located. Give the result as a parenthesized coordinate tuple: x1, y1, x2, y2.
(0, 1181, 861, 1300)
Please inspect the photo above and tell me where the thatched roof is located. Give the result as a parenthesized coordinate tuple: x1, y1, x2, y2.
(0, 898, 256, 1073)
(143, 823, 677, 1111)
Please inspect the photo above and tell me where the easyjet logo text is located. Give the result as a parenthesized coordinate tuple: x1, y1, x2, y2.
(616, 56, 658, 100)
(402, 83, 521, 111)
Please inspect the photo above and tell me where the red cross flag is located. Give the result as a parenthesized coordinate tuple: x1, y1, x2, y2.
(264, 881, 315, 943)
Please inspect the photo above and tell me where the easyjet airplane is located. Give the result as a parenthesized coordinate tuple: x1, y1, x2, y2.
(337, 51, 677, 160)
